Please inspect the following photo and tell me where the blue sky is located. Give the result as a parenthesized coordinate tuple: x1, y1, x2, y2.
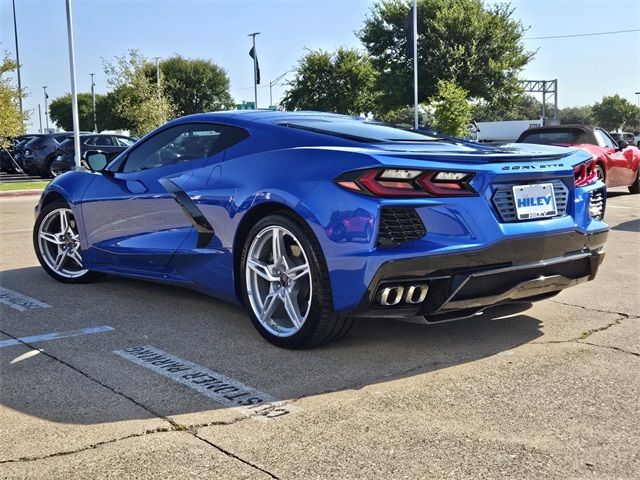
(1, 0, 639, 131)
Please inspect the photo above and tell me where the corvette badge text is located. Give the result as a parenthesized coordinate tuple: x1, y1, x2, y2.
(114, 345, 294, 419)
(501, 163, 564, 170)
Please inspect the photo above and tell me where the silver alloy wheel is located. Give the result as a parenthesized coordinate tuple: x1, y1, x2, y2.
(37, 208, 88, 279)
(245, 225, 312, 337)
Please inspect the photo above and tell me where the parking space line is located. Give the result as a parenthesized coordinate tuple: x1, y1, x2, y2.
(0, 287, 50, 311)
(607, 206, 632, 209)
(0, 325, 114, 348)
(0, 228, 32, 234)
(114, 345, 294, 420)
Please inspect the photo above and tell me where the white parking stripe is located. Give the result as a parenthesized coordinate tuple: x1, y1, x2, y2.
(0, 228, 32, 234)
(0, 326, 114, 348)
(607, 206, 632, 209)
(0, 287, 50, 311)
(114, 345, 294, 420)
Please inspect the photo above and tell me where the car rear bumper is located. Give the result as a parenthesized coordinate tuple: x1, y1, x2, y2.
(347, 230, 607, 319)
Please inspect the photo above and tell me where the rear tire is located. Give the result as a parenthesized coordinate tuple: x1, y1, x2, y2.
(629, 168, 640, 194)
(596, 164, 605, 184)
(240, 213, 354, 349)
(33, 200, 103, 283)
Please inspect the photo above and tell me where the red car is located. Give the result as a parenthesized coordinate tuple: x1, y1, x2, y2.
(517, 125, 640, 194)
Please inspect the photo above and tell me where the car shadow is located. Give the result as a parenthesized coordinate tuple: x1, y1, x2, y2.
(606, 190, 631, 198)
(611, 218, 640, 233)
(1, 266, 543, 425)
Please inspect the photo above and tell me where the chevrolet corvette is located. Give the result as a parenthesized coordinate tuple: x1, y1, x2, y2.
(33, 111, 609, 348)
(517, 124, 640, 193)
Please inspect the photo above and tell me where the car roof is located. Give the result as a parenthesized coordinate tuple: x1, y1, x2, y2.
(175, 110, 355, 127)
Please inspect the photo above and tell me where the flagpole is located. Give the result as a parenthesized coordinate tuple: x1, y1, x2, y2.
(412, 0, 418, 130)
(248, 32, 260, 109)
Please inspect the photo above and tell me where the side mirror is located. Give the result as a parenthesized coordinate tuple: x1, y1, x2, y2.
(617, 140, 628, 150)
(84, 150, 109, 172)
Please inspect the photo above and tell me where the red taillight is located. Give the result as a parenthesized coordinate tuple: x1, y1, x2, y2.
(574, 159, 598, 187)
(334, 168, 475, 197)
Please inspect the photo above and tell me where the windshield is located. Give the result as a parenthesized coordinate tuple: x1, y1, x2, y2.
(279, 119, 439, 143)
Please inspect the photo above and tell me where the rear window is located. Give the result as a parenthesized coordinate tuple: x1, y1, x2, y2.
(519, 129, 587, 145)
(279, 119, 438, 143)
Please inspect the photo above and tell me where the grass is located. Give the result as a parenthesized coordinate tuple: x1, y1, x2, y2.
(0, 180, 50, 192)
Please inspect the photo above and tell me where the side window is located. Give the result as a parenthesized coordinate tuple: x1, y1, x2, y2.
(94, 136, 114, 146)
(84, 136, 96, 146)
(121, 124, 225, 173)
(594, 129, 615, 148)
(116, 137, 135, 147)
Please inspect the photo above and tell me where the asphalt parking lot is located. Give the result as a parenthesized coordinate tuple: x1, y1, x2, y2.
(0, 189, 638, 479)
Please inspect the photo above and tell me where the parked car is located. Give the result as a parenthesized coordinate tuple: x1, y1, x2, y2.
(516, 125, 640, 193)
(33, 111, 608, 348)
(22, 132, 89, 178)
(0, 135, 36, 173)
(50, 134, 136, 176)
(609, 132, 635, 146)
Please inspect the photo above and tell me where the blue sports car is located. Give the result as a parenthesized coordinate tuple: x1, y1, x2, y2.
(33, 111, 608, 348)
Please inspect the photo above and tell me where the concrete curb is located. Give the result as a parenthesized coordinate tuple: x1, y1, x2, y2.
(0, 189, 44, 198)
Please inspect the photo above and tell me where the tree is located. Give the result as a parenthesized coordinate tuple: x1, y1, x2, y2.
(473, 94, 543, 122)
(49, 93, 101, 131)
(430, 79, 473, 137)
(592, 95, 639, 131)
(378, 103, 432, 127)
(281, 48, 378, 115)
(0, 53, 28, 143)
(146, 55, 234, 116)
(103, 49, 173, 136)
(48, 92, 129, 132)
(558, 105, 594, 125)
(358, 0, 532, 113)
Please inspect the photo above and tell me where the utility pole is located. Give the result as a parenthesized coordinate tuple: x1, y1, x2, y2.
(152, 57, 161, 102)
(248, 32, 260, 108)
(12, 0, 23, 117)
(43, 86, 49, 131)
(636, 91, 640, 130)
(269, 71, 289, 108)
(90, 73, 97, 132)
(412, 0, 418, 129)
(38, 104, 43, 133)
(65, 0, 82, 170)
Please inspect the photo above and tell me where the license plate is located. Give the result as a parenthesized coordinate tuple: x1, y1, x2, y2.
(512, 183, 557, 220)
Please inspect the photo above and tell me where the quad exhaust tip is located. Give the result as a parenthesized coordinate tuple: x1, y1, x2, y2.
(379, 285, 429, 306)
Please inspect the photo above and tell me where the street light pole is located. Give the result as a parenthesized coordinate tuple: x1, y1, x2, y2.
(43, 86, 49, 131)
(65, 0, 82, 170)
(38, 104, 43, 133)
(248, 32, 260, 108)
(11, 0, 23, 117)
(412, 0, 418, 130)
(269, 70, 289, 108)
(90, 73, 97, 132)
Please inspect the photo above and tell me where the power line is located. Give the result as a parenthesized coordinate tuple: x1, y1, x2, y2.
(526, 28, 640, 40)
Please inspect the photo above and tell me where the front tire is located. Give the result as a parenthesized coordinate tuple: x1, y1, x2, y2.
(33, 200, 102, 283)
(240, 213, 354, 349)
